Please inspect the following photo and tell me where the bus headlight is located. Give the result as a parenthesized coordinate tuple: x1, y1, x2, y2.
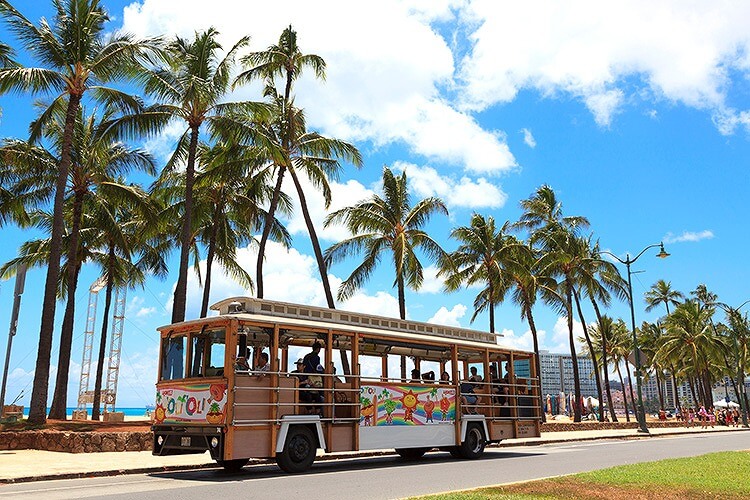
(210, 437, 219, 448)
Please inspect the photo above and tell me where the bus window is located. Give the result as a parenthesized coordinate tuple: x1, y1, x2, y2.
(190, 334, 206, 377)
(205, 330, 226, 377)
(161, 335, 185, 380)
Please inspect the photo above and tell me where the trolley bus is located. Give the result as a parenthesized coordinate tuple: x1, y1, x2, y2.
(151, 297, 541, 472)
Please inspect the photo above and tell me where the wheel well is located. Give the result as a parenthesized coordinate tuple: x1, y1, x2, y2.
(300, 423, 321, 448)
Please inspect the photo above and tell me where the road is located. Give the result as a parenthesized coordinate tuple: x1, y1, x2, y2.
(2, 431, 749, 499)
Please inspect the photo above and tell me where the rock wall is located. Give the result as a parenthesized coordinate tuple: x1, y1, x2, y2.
(0, 431, 152, 453)
(542, 421, 688, 432)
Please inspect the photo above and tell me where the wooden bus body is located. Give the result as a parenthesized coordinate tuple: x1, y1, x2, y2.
(151, 297, 541, 472)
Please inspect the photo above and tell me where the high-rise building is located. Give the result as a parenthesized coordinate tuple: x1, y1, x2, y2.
(539, 350, 598, 398)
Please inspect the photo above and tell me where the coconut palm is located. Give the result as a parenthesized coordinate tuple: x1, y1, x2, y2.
(639, 320, 667, 410)
(242, 86, 361, 309)
(86, 186, 164, 420)
(442, 214, 526, 333)
(191, 143, 292, 317)
(125, 27, 257, 324)
(232, 25, 326, 301)
(645, 279, 684, 316)
(324, 166, 448, 320)
(0, 0, 160, 424)
(518, 185, 589, 422)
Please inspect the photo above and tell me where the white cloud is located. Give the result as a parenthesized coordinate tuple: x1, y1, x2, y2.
(416, 265, 444, 294)
(663, 230, 715, 244)
(122, 0, 516, 173)
(521, 128, 536, 148)
(136, 307, 157, 318)
(458, 1, 750, 132)
(428, 304, 467, 327)
(394, 161, 508, 209)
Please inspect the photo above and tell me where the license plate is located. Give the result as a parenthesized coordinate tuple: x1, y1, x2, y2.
(181, 437, 191, 447)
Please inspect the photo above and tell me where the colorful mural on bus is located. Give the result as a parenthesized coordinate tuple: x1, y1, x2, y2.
(359, 384, 456, 426)
(154, 383, 227, 424)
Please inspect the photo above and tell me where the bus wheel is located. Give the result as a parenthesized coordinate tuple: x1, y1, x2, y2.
(217, 458, 249, 472)
(277, 426, 316, 473)
(458, 424, 485, 459)
(395, 447, 429, 460)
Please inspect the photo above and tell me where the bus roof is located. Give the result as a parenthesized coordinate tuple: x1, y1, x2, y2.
(209, 297, 501, 344)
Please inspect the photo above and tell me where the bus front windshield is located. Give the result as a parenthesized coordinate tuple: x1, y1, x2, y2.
(160, 328, 226, 381)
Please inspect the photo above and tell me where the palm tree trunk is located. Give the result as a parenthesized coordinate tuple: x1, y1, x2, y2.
(92, 245, 116, 420)
(396, 273, 406, 320)
(200, 205, 220, 318)
(565, 286, 582, 422)
(256, 166, 286, 299)
(589, 298, 617, 422)
(670, 368, 682, 416)
(488, 283, 495, 334)
(28, 92, 82, 425)
(49, 190, 86, 419)
(688, 376, 698, 408)
(655, 369, 665, 410)
(287, 167, 335, 309)
(573, 288, 603, 421)
(615, 362, 630, 422)
(172, 125, 200, 323)
(524, 302, 545, 422)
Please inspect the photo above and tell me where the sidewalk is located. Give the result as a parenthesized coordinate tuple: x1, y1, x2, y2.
(1, 425, 746, 483)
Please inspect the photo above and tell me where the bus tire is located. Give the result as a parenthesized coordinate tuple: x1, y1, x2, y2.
(276, 426, 316, 473)
(217, 458, 249, 472)
(457, 424, 485, 459)
(395, 447, 429, 460)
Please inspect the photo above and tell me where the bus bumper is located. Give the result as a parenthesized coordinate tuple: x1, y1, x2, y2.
(152, 425, 224, 460)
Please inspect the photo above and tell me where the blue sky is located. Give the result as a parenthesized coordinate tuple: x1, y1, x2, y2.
(1, 0, 749, 408)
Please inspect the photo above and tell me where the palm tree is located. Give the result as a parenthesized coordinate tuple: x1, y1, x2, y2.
(133, 27, 254, 324)
(0, 0, 160, 424)
(645, 279, 684, 316)
(232, 25, 326, 301)
(581, 238, 628, 421)
(86, 186, 164, 420)
(661, 300, 721, 408)
(324, 166, 448, 320)
(442, 214, 525, 333)
(518, 185, 589, 422)
(506, 241, 557, 419)
(244, 86, 361, 309)
(191, 143, 291, 317)
(639, 320, 667, 410)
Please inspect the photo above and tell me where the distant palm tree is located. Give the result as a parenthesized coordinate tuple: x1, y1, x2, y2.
(645, 279, 684, 316)
(0, 0, 160, 424)
(324, 166, 448, 320)
(442, 214, 525, 333)
(587, 316, 631, 421)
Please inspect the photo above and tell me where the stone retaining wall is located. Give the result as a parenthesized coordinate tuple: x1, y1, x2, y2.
(0, 420, 693, 453)
(0, 431, 152, 453)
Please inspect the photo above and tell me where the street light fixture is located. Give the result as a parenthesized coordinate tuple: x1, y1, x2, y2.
(599, 242, 670, 434)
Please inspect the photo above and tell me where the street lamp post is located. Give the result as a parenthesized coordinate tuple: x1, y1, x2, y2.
(600, 242, 670, 434)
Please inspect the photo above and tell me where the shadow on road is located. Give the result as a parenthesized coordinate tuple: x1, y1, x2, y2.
(148, 449, 543, 483)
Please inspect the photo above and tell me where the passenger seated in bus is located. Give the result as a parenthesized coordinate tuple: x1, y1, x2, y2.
(291, 358, 307, 381)
(302, 342, 322, 374)
(303, 365, 325, 416)
(255, 352, 270, 378)
(410, 368, 421, 382)
(421, 370, 435, 382)
(488, 365, 502, 402)
(234, 356, 250, 371)
(468, 366, 481, 383)
(460, 378, 478, 414)
(439, 371, 451, 384)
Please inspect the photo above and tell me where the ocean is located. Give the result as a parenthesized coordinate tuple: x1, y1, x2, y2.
(21, 407, 152, 418)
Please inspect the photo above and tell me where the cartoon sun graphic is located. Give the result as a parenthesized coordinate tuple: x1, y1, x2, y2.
(154, 404, 166, 423)
(399, 390, 420, 423)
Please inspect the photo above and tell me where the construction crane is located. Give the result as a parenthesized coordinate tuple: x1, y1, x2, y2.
(103, 287, 127, 416)
(73, 277, 106, 419)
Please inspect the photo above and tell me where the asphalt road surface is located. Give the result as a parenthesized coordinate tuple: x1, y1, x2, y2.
(2, 431, 749, 500)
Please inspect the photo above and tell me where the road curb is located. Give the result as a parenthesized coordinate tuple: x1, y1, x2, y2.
(2, 428, 747, 484)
